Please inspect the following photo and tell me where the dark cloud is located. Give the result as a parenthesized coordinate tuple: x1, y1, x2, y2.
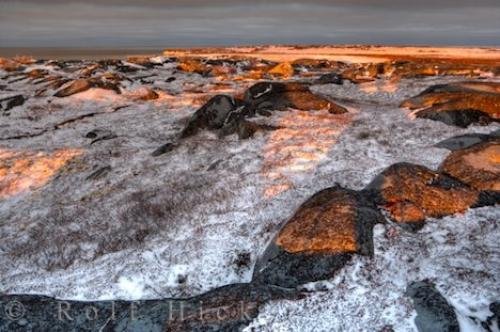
(0, 0, 499, 47)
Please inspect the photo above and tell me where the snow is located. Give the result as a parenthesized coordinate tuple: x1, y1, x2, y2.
(245, 206, 500, 332)
(0, 55, 499, 330)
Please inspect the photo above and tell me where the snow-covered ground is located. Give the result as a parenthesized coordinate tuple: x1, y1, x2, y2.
(0, 57, 499, 331)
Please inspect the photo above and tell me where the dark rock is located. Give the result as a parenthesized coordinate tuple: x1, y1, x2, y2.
(315, 73, 343, 85)
(486, 302, 500, 331)
(0, 94, 25, 113)
(253, 186, 381, 288)
(406, 281, 460, 332)
(181, 95, 240, 138)
(165, 77, 176, 83)
(401, 82, 500, 127)
(416, 108, 494, 128)
(151, 143, 176, 157)
(440, 140, 500, 192)
(86, 165, 111, 180)
(364, 162, 479, 227)
(244, 81, 347, 114)
(0, 284, 300, 332)
(85, 129, 117, 145)
(435, 132, 498, 151)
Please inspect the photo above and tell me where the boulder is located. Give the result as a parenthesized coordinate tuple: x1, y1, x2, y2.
(434, 131, 499, 151)
(54, 79, 93, 97)
(401, 82, 500, 127)
(253, 186, 382, 288)
(0, 94, 25, 113)
(365, 163, 479, 227)
(267, 62, 295, 78)
(181, 95, 240, 138)
(0, 284, 299, 332)
(177, 58, 211, 76)
(315, 73, 343, 85)
(406, 281, 460, 332)
(440, 140, 500, 192)
(243, 81, 347, 114)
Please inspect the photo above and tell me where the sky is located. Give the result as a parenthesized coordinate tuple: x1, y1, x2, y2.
(0, 0, 499, 48)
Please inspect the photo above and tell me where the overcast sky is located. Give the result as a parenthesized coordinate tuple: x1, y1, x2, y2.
(0, 0, 499, 47)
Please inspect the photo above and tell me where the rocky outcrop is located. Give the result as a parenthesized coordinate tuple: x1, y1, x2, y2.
(180, 95, 241, 138)
(54, 79, 93, 97)
(54, 77, 122, 97)
(0, 94, 25, 114)
(406, 281, 460, 332)
(440, 140, 500, 192)
(253, 186, 382, 288)
(180, 82, 347, 139)
(0, 284, 299, 332)
(365, 163, 479, 228)
(267, 62, 295, 78)
(315, 72, 343, 85)
(243, 81, 347, 114)
(401, 82, 500, 127)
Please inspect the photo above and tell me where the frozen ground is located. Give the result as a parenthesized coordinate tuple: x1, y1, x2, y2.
(0, 57, 499, 331)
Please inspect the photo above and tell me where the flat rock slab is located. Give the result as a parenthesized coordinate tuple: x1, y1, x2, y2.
(253, 186, 382, 288)
(244, 81, 347, 114)
(365, 162, 479, 227)
(406, 281, 460, 332)
(440, 140, 500, 192)
(0, 284, 300, 332)
(401, 82, 500, 127)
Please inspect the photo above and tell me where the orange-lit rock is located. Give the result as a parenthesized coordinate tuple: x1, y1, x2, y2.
(267, 62, 295, 78)
(401, 82, 500, 127)
(244, 81, 347, 114)
(365, 163, 479, 227)
(0, 148, 81, 199)
(177, 58, 211, 76)
(253, 186, 381, 287)
(440, 140, 500, 192)
(54, 79, 93, 97)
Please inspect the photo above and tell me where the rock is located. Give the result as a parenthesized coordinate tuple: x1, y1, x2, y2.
(243, 81, 347, 114)
(0, 284, 299, 331)
(54, 79, 93, 97)
(134, 87, 159, 101)
(151, 143, 176, 157)
(167, 283, 300, 331)
(235, 120, 282, 139)
(26, 69, 48, 80)
(181, 95, 240, 138)
(85, 129, 117, 144)
(341, 63, 385, 83)
(401, 82, 500, 127)
(267, 62, 295, 78)
(315, 73, 343, 85)
(365, 163, 479, 227)
(440, 140, 500, 192)
(406, 281, 460, 332)
(486, 302, 500, 331)
(434, 132, 498, 151)
(253, 186, 381, 288)
(0, 94, 25, 113)
(126, 56, 155, 68)
(177, 58, 211, 76)
(86, 165, 111, 180)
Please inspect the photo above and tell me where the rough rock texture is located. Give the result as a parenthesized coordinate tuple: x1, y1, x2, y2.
(243, 81, 347, 114)
(434, 130, 499, 151)
(54, 79, 93, 97)
(401, 82, 500, 127)
(440, 140, 500, 192)
(406, 281, 460, 332)
(180, 94, 240, 138)
(364, 163, 479, 227)
(0, 94, 25, 113)
(315, 72, 343, 85)
(253, 186, 382, 288)
(267, 62, 295, 78)
(0, 284, 300, 332)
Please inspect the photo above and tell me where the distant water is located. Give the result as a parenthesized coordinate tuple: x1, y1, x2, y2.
(0, 48, 164, 60)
